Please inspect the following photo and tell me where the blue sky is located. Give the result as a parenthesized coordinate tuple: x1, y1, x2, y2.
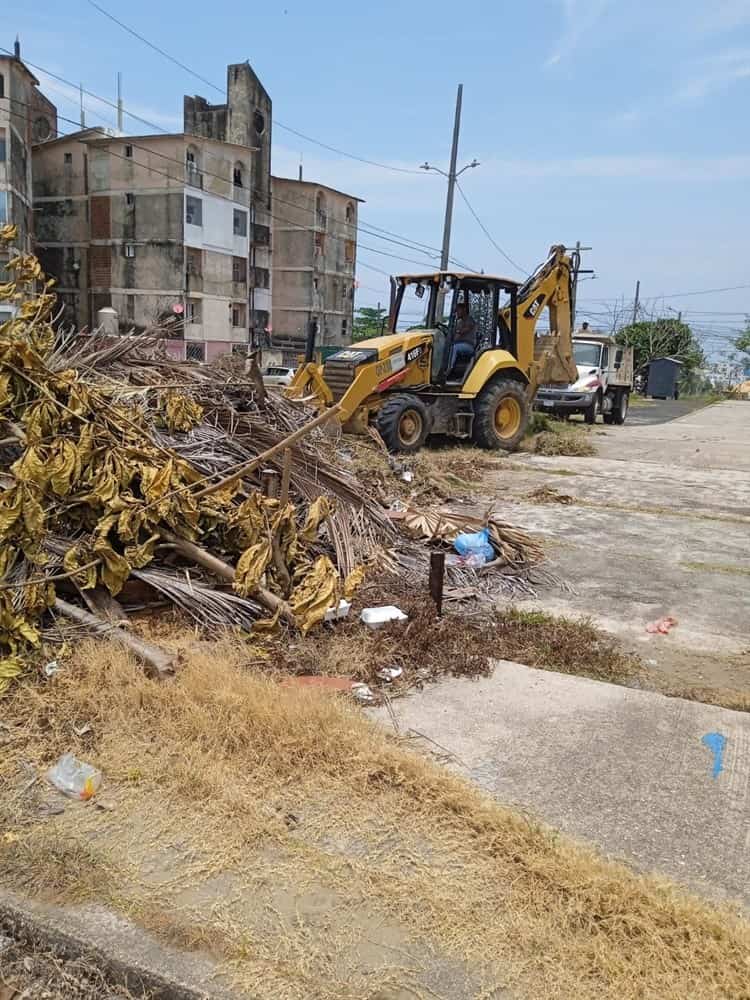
(6, 0, 750, 360)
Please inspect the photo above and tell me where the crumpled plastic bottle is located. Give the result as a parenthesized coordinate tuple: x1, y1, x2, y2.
(453, 528, 495, 564)
(46, 752, 102, 800)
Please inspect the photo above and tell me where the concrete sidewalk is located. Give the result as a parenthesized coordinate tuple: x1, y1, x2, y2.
(374, 662, 750, 909)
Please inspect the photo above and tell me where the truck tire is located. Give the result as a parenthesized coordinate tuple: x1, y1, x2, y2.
(583, 392, 600, 425)
(612, 390, 629, 425)
(376, 393, 430, 453)
(472, 379, 528, 451)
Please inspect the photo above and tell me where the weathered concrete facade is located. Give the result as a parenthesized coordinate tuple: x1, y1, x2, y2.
(184, 63, 272, 346)
(33, 131, 253, 359)
(271, 178, 360, 360)
(0, 42, 56, 322)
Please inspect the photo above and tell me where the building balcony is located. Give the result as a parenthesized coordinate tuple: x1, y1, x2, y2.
(185, 166, 203, 190)
(185, 271, 203, 293)
(248, 266, 270, 290)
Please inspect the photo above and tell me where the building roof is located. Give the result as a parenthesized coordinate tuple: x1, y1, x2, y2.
(271, 175, 364, 203)
(397, 271, 521, 289)
(0, 52, 39, 86)
(83, 132, 259, 153)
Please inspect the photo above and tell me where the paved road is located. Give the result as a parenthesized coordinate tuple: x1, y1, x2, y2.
(623, 396, 715, 427)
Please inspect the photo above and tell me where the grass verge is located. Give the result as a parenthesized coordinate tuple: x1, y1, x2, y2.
(0, 639, 748, 1000)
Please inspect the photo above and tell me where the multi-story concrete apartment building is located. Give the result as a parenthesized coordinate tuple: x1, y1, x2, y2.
(271, 177, 360, 362)
(0, 41, 56, 324)
(34, 130, 254, 360)
(184, 62, 272, 347)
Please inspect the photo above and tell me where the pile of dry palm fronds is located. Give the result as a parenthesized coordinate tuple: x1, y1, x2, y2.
(0, 227, 549, 690)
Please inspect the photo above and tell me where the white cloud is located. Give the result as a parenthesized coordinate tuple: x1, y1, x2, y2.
(674, 47, 750, 101)
(545, 0, 613, 67)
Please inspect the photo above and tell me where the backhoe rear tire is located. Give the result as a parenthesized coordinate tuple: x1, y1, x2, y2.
(376, 393, 430, 453)
(472, 379, 529, 451)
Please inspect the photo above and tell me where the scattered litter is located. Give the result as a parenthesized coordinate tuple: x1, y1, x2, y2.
(324, 599, 352, 623)
(351, 682, 376, 704)
(454, 528, 495, 564)
(401, 470, 414, 483)
(46, 752, 102, 801)
(646, 658, 658, 666)
(360, 606, 408, 629)
(43, 660, 62, 678)
(73, 723, 93, 737)
(646, 616, 678, 635)
(376, 665, 403, 682)
(95, 800, 116, 812)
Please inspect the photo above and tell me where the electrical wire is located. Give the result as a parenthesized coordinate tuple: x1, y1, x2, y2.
(5, 73, 475, 272)
(85, 0, 426, 175)
(454, 180, 527, 276)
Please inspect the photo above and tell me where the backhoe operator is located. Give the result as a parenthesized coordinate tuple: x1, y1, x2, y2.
(449, 302, 477, 371)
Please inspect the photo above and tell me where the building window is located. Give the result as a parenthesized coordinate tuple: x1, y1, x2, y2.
(125, 144, 133, 158)
(125, 193, 134, 206)
(125, 295, 135, 321)
(315, 191, 327, 229)
(233, 162, 245, 188)
(185, 147, 202, 188)
(232, 256, 247, 283)
(254, 111, 265, 135)
(124, 243, 136, 258)
(232, 303, 246, 328)
(0, 192, 7, 226)
(314, 231, 325, 254)
(346, 202, 354, 223)
(186, 299, 201, 324)
(344, 240, 355, 263)
(233, 209, 247, 236)
(232, 344, 248, 357)
(64, 152, 72, 165)
(185, 195, 202, 226)
(186, 342, 205, 363)
(186, 247, 202, 277)
(0, 74, 4, 100)
(342, 318, 348, 338)
(0, 128, 6, 164)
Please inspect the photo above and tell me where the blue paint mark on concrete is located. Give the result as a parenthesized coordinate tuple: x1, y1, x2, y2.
(702, 732, 727, 779)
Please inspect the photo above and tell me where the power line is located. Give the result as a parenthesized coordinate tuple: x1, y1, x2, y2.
(454, 180, 527, 276)
(85, 0, 426, 175)
(6, 67, 473, 272)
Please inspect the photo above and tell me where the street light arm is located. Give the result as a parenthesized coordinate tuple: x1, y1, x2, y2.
(455, 159, 480, 177)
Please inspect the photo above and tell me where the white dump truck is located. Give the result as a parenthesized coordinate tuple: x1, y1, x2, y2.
(535, 332, 634, 424)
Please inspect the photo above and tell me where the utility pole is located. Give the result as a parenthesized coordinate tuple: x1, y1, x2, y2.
(440, 83, 463, 272)
(116, 72, 123, 132)
(421, 86, 479, 274)
(632, 279, 640, 325)
(80, 83, 85, 128)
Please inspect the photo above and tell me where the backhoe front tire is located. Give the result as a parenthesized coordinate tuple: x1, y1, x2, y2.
(376, 393, 430, 453)
(472, 379, 529, 451)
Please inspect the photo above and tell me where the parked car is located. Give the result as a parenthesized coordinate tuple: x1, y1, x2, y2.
(261, 366, 296, 387)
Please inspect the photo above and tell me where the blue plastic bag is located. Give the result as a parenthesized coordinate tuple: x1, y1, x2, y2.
(453, 528, 495, 564)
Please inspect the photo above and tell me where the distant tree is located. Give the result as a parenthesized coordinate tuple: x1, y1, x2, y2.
(615, 318, 705, 377)
(734, 320, 750, 369)
(352, 306, 387, 342)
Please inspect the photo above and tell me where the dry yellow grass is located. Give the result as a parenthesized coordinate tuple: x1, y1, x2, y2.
(1, 634, 749, 1000)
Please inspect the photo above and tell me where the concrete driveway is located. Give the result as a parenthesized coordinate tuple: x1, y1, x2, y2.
(498, 400, 750, 695)
(375, 662, 750, 909)
(375, 401, 750, 907)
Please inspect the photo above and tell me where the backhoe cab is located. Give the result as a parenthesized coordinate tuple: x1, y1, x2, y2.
(285, 244, 578, 453)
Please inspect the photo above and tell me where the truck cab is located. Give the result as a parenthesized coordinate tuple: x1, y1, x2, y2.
(535, 332, 634, 425)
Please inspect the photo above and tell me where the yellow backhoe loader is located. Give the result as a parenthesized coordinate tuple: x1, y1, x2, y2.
(285, 244, 579, 452)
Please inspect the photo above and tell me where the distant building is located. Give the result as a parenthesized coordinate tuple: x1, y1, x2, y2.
(271, 177, 361, 363)
(0, 40, 56, 322)
(34, 130, 254, 360)
(184, 63, 272, 348)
